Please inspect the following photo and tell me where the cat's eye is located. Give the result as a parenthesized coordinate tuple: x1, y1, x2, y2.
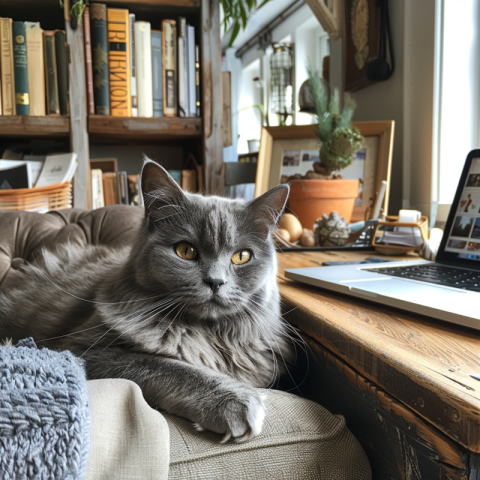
(231, 250, 252, 265)
(175, 242, 198, 260)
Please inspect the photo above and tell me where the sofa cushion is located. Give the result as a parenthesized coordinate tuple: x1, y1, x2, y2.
(85, 379, 170, 480)
(165, 389, 371, 480)
(0, 206, 144, 290)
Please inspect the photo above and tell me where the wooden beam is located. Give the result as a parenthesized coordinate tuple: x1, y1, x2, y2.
(304, 0, 342, 39)
(66, 20, 90, 209)
(201, 0, 224, 195)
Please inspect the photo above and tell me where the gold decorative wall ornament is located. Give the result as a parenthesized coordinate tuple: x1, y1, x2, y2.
(351, 0, 369, 70)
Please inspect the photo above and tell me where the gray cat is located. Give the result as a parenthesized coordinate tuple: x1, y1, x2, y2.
(0, 161, 294, 442)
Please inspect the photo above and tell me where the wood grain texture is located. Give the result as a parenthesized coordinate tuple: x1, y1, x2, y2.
(201, 0, 224, 194)
(66, 20, 91, 209)
(88, 115, 202, 140)
(296, 334, 470, 479)
(278, 250, 480, 452)
(0, 116, 69, 137)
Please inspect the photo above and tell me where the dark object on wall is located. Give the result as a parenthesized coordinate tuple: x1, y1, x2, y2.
(344, 0, 381, 92)
(366, 0, 394, 82)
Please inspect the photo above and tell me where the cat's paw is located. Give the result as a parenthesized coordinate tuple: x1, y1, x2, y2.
(208, 388, 267, 443)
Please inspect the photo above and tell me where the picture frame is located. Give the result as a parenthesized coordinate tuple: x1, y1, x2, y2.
(344, 0, 381, 92)
(254, 121, 395, 222)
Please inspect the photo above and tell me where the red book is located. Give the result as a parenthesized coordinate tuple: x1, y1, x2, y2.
(84, 6, 95, 114)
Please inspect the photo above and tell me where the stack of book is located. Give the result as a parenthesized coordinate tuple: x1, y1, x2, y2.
(0, 18, 68, 116)
(0, 150, 77, 189)
(90, 158, 141, 209)
(84, 5, 200, 118)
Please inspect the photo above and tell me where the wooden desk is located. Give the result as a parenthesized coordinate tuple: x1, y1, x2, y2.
(278, 250, 480, 480)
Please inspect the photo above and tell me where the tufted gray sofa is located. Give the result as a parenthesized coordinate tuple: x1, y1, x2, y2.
(0, 206, 371, 479)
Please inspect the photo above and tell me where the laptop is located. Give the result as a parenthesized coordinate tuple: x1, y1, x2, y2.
(285, 149, 480, 330)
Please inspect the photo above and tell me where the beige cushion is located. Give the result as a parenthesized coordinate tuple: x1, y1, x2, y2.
(85, 379, 170, 480)
(165, 389, 371, 480)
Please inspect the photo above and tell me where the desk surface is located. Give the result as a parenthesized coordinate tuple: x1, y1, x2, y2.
(277, 250, 480, 453)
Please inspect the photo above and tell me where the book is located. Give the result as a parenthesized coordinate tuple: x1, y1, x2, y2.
(0, 18, 15, 116)
(195, 45, 200, 117)
(187, 25, 195, 117)
(0, 157, 44, 187)
(162, 20, 177, 117)
(181, 169, 197, 192)
(177, 17, 187, 117)
(91, 169, 105, 209)
(168, 170, 182, 185)
(54, 30, 69, 115)
(118, 171, 128, 204)
(0, 164, 30, 189)
(25, 22, 45, 116)
(102, 172, 118, 205)
(107, 8, 131, 117)
(44, 31, 60, 115)
(127, 174, 140, 205)
(151, 30, 163, 117)
(90, 3, 110, 115)
(129, 13, 137, 117)
(35, 153, 78, 187)
(134, 21, 152, 117)
(12, 22, 29, 115)
(83, 7, 95, 115)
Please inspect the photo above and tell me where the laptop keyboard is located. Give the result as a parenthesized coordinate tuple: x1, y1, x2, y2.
(369, 264, 480, 292)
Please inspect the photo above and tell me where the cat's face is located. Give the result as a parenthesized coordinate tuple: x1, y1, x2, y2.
(133, 161, 288, 321)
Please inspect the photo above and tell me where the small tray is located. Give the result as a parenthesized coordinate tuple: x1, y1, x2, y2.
(372, 215, 428, 254)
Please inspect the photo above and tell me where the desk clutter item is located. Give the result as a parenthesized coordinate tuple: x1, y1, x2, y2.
(373, 212, 429, 255)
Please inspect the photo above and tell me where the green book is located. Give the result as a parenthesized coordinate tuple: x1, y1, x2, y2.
(12, 21, 28, 115)
(54, 30, 68, 115)
(44, 31, 59, 115)
(90, 3, 110, 115)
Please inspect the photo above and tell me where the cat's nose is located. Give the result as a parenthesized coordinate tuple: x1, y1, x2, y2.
(205, 278, 226, 293)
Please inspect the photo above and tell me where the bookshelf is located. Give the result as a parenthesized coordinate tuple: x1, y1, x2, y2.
(0, 0, 224, 209)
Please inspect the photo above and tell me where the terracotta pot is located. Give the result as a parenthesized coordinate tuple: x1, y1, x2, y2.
(288, 179, 360, 229)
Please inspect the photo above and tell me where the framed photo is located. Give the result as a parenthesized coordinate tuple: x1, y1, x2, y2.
(254, 121, 395, 222)
(344, 0, 381, 92)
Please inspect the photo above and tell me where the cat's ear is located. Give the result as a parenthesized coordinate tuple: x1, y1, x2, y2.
(247, 184, 289, 237)
(141, 159, 185, 218)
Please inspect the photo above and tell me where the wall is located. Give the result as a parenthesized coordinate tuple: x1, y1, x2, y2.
(330, 0, 436, 218)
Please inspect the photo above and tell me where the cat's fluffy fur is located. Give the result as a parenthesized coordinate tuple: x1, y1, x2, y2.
(0, 161, 294, 442)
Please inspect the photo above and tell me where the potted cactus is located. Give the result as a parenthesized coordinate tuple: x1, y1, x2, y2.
(287, 67, 362, 229)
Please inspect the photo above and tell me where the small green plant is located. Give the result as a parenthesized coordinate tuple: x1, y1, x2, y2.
(307, 65, 362, 175)
(59, 0, 89, 24)
(221, 0, 272, 46)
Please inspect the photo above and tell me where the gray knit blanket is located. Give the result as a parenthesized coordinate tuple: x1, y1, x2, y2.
(0, 338, 90, 480)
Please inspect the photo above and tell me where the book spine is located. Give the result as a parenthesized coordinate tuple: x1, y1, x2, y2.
(151, 30, 163, 118)
(54, 30, 69, 115)
(187, 26, 195, 118)
(44, 32, 60, 115)
(162, 20, 177, 117)
(129, 13, 137, 116)
(134, 22, 152, 117)
(177, 17, 187, 117)
(90, 3, 110, 115)
(26, 22, 45, 116)
(107, 8, 131, 117)
(12, 21, 29, 115)
(0, 18, 15, 115)
(195, 45, 200, 117)
(83, 7, 94, 115)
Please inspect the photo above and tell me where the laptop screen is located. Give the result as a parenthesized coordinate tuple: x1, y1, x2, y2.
(442, 157, 480, 262)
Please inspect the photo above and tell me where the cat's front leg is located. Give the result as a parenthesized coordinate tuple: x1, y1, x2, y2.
(83, 348, 266, 443)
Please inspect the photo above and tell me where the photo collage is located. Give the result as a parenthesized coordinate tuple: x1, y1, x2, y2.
(445, 158, 480, 260)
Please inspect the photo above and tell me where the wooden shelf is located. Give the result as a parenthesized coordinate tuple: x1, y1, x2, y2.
(88, 115, 202, 141)
(0, 116, 70, 137)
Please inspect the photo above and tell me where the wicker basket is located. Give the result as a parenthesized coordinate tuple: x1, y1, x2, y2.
(0, 182, 73, 212)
